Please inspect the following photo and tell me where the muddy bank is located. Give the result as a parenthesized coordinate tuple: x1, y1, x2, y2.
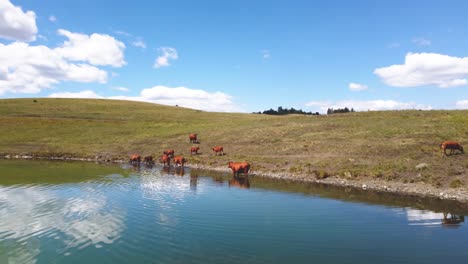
(2, 153, 468, 204)
(189, 164, 468, 204)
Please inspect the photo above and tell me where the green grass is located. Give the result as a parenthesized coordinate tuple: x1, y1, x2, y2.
(1, 98, 467, 188)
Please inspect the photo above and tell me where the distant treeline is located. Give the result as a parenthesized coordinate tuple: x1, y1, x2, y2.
(326, 107, 355, 114)
(253, 107, 320, 116)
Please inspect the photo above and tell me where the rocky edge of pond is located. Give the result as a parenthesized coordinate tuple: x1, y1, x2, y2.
(2, 153, 468, 204)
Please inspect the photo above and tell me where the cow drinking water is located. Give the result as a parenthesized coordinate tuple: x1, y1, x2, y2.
(129, 154, 141, 165)
(160, 154, 171, 166)
(173, 156, 186, 167)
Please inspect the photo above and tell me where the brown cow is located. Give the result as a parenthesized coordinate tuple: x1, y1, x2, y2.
(173, 155, 187, 167)
(440, 141, 464, 155)
(228, 176, 250, 189)
(163, 149, 175, 158)
(160, 154, 171, 166)
(190, 147, 200, 155)
(143, 155, 153, 164)
(189, 133, 198, 143)
(228, 161, 250, 177)
(129, 154, 141, 165)
(212, 145, 224, 156)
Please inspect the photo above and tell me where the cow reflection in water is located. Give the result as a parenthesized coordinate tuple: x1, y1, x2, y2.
(175, 167, 185, 176)
(160, 166, 186, 176)
(442, 212, 465, 227)
(190, 173, 198, 191)
(229, 176, 250, 189)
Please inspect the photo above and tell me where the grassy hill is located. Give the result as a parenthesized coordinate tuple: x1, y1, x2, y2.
(1, 98, 467, 188)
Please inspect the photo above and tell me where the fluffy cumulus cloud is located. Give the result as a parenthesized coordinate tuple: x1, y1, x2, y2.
(0, 29, 125, 95)
(48, 86, 242, 112)
(0, 0, 37, 41)
(56, 29, 126, 67)
(374, 53, 468, 88)
(0, 42, 108, 94)
(455, 100, 468, 109)
(348, 82, 368, 91)
(306, 99, 432, 112)
(154, 47, 178, 68)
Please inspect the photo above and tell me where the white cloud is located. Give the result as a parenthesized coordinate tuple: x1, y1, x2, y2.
(0, 29, 127, 95)
(412, 37, 431, 46)
(262, 50, 271, 59)
(455, 100, 468, 109)
(154, 47, 178, 68)
(56, 29, 126, 67)
(0, 41, 108, 95)
(374, 53, 468, 88)
(49, 90, 103, 99)
(348, 82, 368, 91)
(0, 0, 37, 42)
(49, 15, 57, 22)
(47, 86, 242, 112)
(112, 86, 129, 92)
(306, 99, 432, 112)
(132, 40, 146, 49)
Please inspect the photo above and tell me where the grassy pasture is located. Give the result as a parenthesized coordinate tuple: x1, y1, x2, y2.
(1, 98, 467, 188)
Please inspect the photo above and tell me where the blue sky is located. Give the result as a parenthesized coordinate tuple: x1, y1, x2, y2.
(1, 0, 468, 112)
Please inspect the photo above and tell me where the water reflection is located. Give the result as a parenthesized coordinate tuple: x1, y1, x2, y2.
(442, 213, 465, 227)
(159, 166, 186, 176)
(402, 209, 465, 228)
(1, 160, 468, 264)
(228, 176, 250, 189)
(0, 185, 125, 263)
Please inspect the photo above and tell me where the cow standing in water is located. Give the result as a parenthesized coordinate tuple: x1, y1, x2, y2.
(440, 141, 464, 155)
(160, 154, 171, 167)
(189, 133, 198, 144)
(228, 161, 250, 177)
(129, 154, 141, 165)
(143, 155, 153, 164)
(212, 145, 224, 156)
(173, 156, 187, 167)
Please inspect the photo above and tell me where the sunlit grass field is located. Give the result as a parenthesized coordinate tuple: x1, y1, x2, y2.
(1, 98, 467, 188)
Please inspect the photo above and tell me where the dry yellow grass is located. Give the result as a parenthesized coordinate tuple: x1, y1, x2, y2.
(1, 98, 467, 188)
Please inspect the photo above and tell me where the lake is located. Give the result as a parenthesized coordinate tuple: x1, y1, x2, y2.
(0, 160, 467, 263)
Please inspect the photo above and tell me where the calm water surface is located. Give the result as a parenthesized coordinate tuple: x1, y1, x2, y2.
(0, 160, 467, 264)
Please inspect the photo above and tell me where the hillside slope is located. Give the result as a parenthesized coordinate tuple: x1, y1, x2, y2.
(1, 98, 467, 189)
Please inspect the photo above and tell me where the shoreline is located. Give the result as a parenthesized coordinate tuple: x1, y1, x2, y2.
(2, 153, 468, 204)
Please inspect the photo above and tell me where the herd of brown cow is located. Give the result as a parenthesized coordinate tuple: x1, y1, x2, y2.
(131, 135, 462, 178)
(129, 133, 251, 177)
